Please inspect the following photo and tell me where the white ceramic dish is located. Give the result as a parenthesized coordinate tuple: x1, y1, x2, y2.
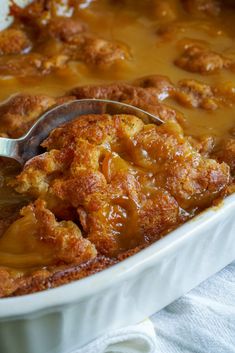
(0, 193, 234, 353)
(0, 1, 32, 31)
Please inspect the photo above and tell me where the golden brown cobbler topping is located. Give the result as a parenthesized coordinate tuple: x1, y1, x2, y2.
(0, 0, 234, 297)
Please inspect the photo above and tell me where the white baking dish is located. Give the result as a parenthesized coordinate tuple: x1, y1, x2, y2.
(0, 0, 32, 31)
(0, 193, 234, 353)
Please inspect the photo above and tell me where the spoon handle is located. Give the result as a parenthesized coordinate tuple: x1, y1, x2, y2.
(0, 138, 22, 164)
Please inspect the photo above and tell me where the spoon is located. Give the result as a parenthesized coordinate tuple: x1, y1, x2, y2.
(0, 99, 163, 166)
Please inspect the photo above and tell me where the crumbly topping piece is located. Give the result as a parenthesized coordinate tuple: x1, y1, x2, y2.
(213, 138, 235, 175)
(175, 43, 234, 74)
(0, 94, 75, 138)
(0, 28, 31, 55)
(182, 0, 221, 17)
(68, 75, 181, 123)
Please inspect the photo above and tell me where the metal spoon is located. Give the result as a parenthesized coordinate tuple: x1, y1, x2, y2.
(0, 99, 163, 165)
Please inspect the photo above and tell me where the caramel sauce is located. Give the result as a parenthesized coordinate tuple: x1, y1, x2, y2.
(0, 1, 235, 137)
(0, 210, 53, 268)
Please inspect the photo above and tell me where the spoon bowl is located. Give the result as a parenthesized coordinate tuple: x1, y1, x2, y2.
(0, 99, 163, 165)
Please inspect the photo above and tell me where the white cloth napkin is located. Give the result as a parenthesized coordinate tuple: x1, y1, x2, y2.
(152, 260, 235, 353)
(72, 260, 235, 353)
(72, 319, 157, 353)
